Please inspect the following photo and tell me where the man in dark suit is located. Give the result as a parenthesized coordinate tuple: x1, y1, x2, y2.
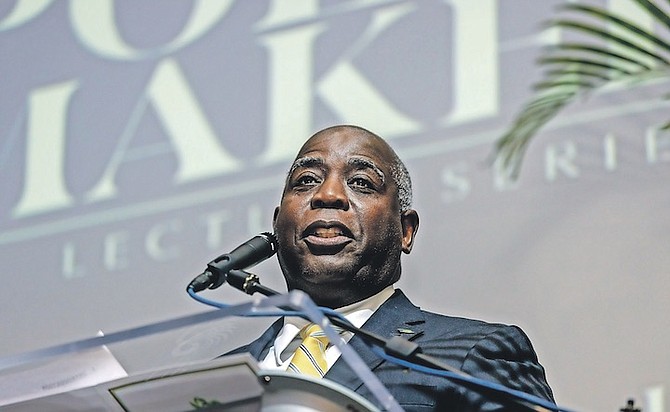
(227, 125, 554, 411)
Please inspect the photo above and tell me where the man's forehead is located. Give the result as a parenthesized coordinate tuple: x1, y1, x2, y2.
(296, 129, 393, 161)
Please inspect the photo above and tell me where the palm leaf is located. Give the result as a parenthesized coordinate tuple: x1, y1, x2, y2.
(552, 43, 655, 69)
(495, 0, 670, 178)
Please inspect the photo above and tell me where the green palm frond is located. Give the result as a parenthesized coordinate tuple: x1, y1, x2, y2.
(495, 0, 670, 178)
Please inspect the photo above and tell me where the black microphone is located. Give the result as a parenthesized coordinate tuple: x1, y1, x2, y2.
(188, 232, 277, 292)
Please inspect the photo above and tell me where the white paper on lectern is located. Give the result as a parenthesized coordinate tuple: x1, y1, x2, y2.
(0, 345, 127, 406)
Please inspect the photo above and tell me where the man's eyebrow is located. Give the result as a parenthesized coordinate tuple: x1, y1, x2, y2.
(288, 156, 323, 176)
(349, 157, 385, 183)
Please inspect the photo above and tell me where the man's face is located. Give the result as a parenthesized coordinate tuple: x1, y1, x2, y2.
(272, 127, 418, 308)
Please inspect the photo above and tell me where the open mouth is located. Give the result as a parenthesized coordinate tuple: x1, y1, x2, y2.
(302, 221, 353, 251)
(312, 227, 345, 238)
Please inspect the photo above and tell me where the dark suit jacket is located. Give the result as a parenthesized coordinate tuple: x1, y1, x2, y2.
(226, 289, 554, 411)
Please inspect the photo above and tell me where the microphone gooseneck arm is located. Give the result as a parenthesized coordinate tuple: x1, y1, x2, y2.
(226, 269, 279, 297)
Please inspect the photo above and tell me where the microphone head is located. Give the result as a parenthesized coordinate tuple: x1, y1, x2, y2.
(188, 232, 279, 292)
(260, 232, 278, 256)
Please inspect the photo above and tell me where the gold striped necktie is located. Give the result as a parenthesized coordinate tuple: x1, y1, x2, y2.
(287, 323, 330, 378)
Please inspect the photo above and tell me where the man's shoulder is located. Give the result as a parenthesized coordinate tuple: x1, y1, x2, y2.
(384, 289, 536, 357)
(420, 307, 515, 336)
(384, 289, 517, 335)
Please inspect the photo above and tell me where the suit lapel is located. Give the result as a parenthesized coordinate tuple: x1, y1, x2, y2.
(236, 317, 283, 359)
(324, 289, 426, 392)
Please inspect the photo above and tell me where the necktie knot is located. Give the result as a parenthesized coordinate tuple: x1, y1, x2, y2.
(287, 323, 330, 378)
(300, 323, 328, 341)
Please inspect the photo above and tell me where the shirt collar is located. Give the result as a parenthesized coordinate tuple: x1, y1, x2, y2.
(284, 285, 395, 329)
(272, 286, 395, 363)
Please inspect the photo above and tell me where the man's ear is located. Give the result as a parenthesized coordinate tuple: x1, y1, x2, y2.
(400, 209, 419, 254)
(272, 206, 280, 230)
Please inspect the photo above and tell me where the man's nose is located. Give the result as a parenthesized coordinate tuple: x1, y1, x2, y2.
(311, 177, 349, 210)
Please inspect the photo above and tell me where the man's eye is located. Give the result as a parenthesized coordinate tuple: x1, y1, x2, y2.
(295, 175, 319, 186)
(349, 177, 374, 190)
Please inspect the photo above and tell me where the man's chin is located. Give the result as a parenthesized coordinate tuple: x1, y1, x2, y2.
(295, 250, 353, 270)
(287, 262, 352, 288)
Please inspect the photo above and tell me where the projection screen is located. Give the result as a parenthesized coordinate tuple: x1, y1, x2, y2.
(1, 1, 668, 411)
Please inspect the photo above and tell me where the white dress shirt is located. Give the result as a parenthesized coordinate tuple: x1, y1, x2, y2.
(258, 286, 395, 371)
